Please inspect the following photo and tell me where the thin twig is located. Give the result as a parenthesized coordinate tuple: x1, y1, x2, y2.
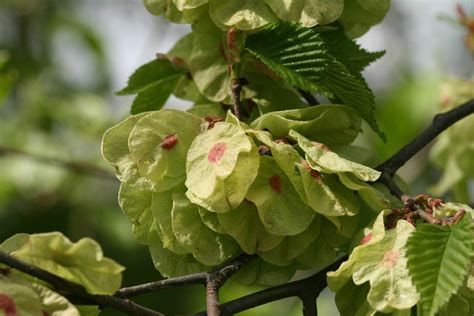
(205, 253, 255, 316)
(377, 99, 474, 176)
(299, 89, 319, 106)
(0, 251, 162, 316)
(115, 272, 208, 298)
(0, 145, 116, 181)
(196, 256, 346, 315)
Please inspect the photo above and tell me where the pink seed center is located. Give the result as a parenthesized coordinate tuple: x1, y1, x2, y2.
(382, 249, 399, 268)
(208, 142, 227, 163)
(269, 175, 282, 194)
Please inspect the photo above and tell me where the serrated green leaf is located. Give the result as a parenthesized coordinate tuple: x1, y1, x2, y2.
(118, 183, 154, 244)
(319, 27, 385, 73)
(328, 212, 419, 313)
(246, 156, 314, 236)
(1, 233, 124, 295)
(250, 105, 361, 145)
(324, 57, 385, 139)
(147, 228, 209, 278)
(406, 215, 474, 316)
(209, 0, 277, 30)
(129, 109, 202, 182)
(264, 0, 343, 27)
(338, 0, 391, 38)
(290, 130, 381, 182)
(217, 201, 283, 254)
(186, 122, 259, 213)
(171, 188, 240, 266)
(245, 22, 384, 138)
(117, 58, 185, 114)
(258, 216, 321, 266)
(245, 22, 330, 94)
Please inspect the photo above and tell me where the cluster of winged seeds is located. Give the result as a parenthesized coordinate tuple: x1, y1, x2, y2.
(102, 107, 391, 285)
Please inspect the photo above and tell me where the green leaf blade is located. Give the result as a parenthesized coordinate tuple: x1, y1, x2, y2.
(245, 22, 385, 139)
(406, 216, 474, 316)
(130, 74, 183, 114)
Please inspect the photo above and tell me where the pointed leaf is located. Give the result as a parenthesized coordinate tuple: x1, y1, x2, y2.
(320, 27, 385, 73)
(245, 21, 384, 138)
(406, 215, 474, 316)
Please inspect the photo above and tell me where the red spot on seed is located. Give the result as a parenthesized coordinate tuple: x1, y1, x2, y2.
(160, 134, 178, 150)
(208, 143, 227, 163)
(302, 160, 322, 181)
(360, 232, 372, 245)
(269, 175, 282, 194)
(0, 294, 16, 316)
(310, 169, 321, 180)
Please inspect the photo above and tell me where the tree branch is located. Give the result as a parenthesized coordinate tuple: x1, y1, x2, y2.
(0, 145, 116, 181)
(115, 272, 208, 298)
(299, 89, 319, 106)
(0, 251, 162, 316)
(195, 256, 346, 315)
(377, 99, 474, 177)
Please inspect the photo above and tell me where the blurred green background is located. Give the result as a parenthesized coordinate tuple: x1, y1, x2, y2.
(0, 0, 472, 315)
